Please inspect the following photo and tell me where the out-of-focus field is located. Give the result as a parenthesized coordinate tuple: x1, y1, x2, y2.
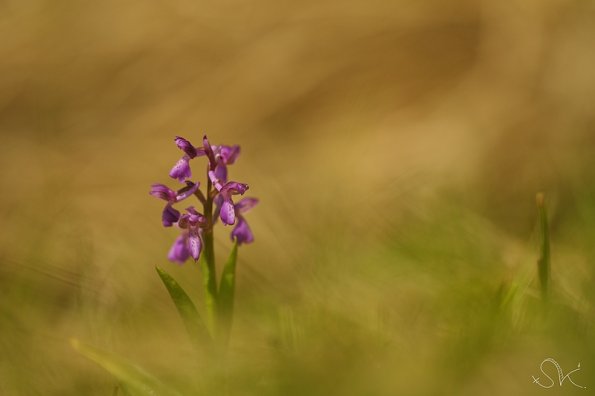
(1, 0, 595, 394)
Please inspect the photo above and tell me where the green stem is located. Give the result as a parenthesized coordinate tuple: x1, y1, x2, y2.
(218, 242, 238, 346)
(202, 177, 218, 336)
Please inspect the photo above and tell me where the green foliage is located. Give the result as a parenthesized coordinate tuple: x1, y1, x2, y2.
(71, 339, 182, 396)
(155, 266, 210, 343)
(536, 193, 551, 300)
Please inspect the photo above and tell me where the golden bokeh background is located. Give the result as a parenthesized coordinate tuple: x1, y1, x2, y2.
(1, 0, 595, 394)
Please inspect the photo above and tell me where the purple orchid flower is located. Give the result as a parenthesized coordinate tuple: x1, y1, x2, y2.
(208, 170, 249, 225)
(230, 197, 258, 245)
(168, 207, 207, 263)
(202, 135, 241, 182)
(213, 145, 240, 182)
(170, 135, 240, 183)
(169, 136, 205, 182)
(155, 134, 257, 264)
(149, 181, 199, 226)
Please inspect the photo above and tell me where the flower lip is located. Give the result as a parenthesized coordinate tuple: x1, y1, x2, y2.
(188, 227, 202, 261)
(231, 216, 254, 245)
(227, 197, 257, 244)
(220, 199, 236, 225)
(169, 156, 192, 182)
(168, 234, 191, 264)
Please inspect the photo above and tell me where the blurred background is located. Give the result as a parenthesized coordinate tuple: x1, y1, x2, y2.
(1, 0, 595, 394)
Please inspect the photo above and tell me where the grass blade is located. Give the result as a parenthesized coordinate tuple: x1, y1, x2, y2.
(71, 339, 181, 396)
(536, 192, 550, 300)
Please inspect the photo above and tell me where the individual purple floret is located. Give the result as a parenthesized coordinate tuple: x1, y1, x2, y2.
(150, 181, 199, 226)
(202, 135, 241, 181)
(178, 207, 207, 261)
(230, 197, 258, 245)
(168, 207, 207, 263)
(212, 144, 240, 182)
(169, 136, 203, 182)
(208, 170, 248, 225)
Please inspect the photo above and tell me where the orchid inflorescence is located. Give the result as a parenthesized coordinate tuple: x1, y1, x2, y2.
(150, 135, 258, 264)
(71, 135, 257, 388)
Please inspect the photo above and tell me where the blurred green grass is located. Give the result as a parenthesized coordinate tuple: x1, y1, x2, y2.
(1, 0, 595, 394)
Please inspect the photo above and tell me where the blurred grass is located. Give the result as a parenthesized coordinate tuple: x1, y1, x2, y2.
(1, 0, 595, 394)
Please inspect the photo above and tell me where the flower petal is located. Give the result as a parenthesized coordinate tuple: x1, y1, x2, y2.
(149, 184, 176, 202)
(162, 204, 181, 227)
(168, 234, 190, 264)
(185, 206, 206, 226)
(231, 216, 254, 245)
(169, 156, 192, 182)
(214, 163, 228, 183)
(220, 198, 236, 225)
(213, 194, 224, 223)
(208, 170, 224, 191)
(217, 145, 240, 165)
(175, 181, 199, 202)
(203, 135, 217, 169)
(188, 228, 202, 261)
(174, 136, 198, 158)
(221, 181, 249, 196)
(235, 197, 259, 214)
(178, 213, 189, 229)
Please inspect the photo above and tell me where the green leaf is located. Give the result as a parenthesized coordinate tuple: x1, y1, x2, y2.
(218, 242, 238, 341)
(155, 266, 210, 343)
(71, 339, 181, 396)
